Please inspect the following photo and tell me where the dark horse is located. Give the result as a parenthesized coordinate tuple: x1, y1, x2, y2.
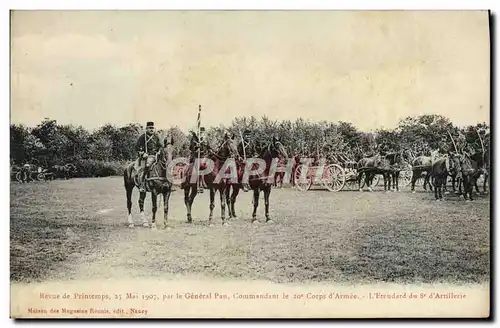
(469, 149, 490, 194)
(182, 136, 240, 226)
(384, 152, 404, 192)
(431, 155, 455, 200)
(244, 136, 288, 223)
(410, 150, 440, 193)
(451, 152, 482, 201)
(357, 154, 387, 192)
(123, 144, 174, 229)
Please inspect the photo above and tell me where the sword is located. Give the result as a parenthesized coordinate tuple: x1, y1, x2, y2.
(476, 128, 485, 153)
(447, 130, 458, 153)
(239, 129, 246, 160)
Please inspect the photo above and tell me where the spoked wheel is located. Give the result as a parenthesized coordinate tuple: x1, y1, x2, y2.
(399, 169, 413, 187)
(373, 174, 381, 187)
(15, 171, 23, 183)
(294, 164, 312, 191)
(37, 173, 46, 181)
(344, 169, 359, 189)
(322, 164, 346, 192)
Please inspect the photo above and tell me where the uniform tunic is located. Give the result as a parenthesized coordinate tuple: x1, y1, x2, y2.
(135, 133, 162, 155)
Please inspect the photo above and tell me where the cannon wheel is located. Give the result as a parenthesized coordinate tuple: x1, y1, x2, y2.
(37, 173, 46, 181)
(15, 171, 23, 183)
(344, 169, 359, 189)
(322, 164, 346, 192)
(294, 164, 312, 191)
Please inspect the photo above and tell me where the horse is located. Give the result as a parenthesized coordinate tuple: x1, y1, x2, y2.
(49, 163, 76, 180)
(246, 137, 288, 223)
(123, 145, 174, 229)
(410, 150, 442, 193)
(357, 154, 387, 192)
(469, 150, 490, 194)
(452, 153, 482, 201)
(384, 152, 404, 192)
(431, 155, 454, 201)
(181, 136, 240, 226)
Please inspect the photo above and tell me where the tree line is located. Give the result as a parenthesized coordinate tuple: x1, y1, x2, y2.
(10, 115, 489, 177)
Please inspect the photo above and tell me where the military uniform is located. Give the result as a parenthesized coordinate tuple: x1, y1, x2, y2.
(135, 121, 162, 192)
(238, 129, 258, 191)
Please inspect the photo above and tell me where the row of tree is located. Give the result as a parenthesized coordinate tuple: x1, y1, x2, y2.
(10, 115, 489, 169)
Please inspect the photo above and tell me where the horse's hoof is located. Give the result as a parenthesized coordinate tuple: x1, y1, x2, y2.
(252, 220, 259, 225)
(444, 191, 450, 195)
(266, 219, 274, 224)
(209, 222, 215, 227)
(412, 191, 416, 194)
(164, 226, 172, 231)
(142, 222, 150, 228)
(128, 223, 135, 228)
(222, 221, 228, 226)
(359, 189, 363, 192)
(151, 224, 157, 230)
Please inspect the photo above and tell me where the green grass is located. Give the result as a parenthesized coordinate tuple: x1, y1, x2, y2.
(10, 177, 490, 284)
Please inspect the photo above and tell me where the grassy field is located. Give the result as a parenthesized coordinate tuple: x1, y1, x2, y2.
(10, 176, 490, 285)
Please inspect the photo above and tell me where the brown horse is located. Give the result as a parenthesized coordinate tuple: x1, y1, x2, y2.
(469, 150, 490, 194)
(452, 153, 482, 201)
(123, 145, 174, 229)
(430, 156, 454, 200)
(410, 150, 442, 193)
(182, 136, 240, 226)
(357, 154, 386, 191)
(244, 137, 288, 223)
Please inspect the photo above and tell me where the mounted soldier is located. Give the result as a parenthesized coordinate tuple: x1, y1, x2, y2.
(238, 129, 259, 192)
(135, 121, 162, 192)
(188, 127, 210, 191)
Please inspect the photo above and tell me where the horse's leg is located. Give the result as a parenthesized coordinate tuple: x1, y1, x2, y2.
(433, 176, 439, 200)
(264, 185, 272, 222)
(411, 170, 417, 193)
(469, 177, 475, 201)
(484, 172, 489, 194)
(184, 186, 191, 222)
(208, 187, 215, 226)
(163, 190, 172, 229)
(138, 191, 148, 226)
(474, 176, 480, 194)
(126, 184, 134, 227)
(252, 187, 260, 223)
(230, 185, 240, 219)
(395, 171, 400, 191)
(462, 176, 468, 201)
(219, 186, 227, 225)
(358, 172, 364, 192)
(150, 192, 157, 228)
(367, 173, 374, 192)
(225, 185, 233, 218)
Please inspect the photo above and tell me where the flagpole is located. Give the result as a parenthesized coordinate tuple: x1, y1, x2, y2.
(197, 105, 202, 193)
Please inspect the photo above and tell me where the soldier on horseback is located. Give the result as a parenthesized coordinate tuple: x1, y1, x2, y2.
(135, 121, 162, 192)
(188, 127, 210, 191)
(238, 129, 259, 192)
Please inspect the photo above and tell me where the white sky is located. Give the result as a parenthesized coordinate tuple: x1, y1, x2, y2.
(10, 10, 490, 132)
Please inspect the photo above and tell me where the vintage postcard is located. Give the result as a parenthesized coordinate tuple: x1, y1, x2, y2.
(10, 10, 490, 318)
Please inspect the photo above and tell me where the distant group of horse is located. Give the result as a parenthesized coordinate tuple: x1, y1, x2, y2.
(121, 134, 491, 230)
(11, 163, 78, 183)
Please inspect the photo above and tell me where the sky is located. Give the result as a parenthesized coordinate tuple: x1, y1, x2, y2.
(10, 10, 490, 132)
